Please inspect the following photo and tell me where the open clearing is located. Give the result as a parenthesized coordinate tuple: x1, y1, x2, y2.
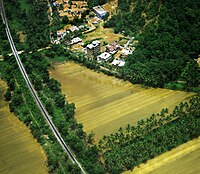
(103, 0, 118, 16)
(123, 137, 200, 174)
(50, 62, 195, 142)
(0, 80, 48, 174)
(85, 21, 123, 44)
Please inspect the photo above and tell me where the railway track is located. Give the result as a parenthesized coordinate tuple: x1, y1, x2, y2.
(0, 1, 86, 173)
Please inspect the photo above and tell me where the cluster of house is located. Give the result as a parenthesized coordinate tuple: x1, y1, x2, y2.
(51, 1, 134, 67)
(83, 40, 133, 66)
(54, 27, 134, 67)
(52, 0, 109, 44)
(53, 0, 108, 19)
(83, 40, 112, 63)
(53, 25, 87, 44)
(53, 0, 88, 18)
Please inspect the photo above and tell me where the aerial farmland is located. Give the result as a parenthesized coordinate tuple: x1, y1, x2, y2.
(50, 62, 195, 142)
(0, 0, 199, 173)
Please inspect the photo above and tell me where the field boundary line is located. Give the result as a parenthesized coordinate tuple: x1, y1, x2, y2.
(124, 136, 200, 174)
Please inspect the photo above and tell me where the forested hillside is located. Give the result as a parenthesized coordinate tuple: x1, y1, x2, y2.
(105, 0, 200, 88)
(0, 0, 50, 53)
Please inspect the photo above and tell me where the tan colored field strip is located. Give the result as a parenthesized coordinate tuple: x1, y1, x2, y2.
(0, 80, 48, 174)
(50, 62, 195, 142)
(123, 137, 200, 174)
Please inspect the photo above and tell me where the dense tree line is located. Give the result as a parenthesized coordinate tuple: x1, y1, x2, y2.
(87, 0, 108, 8)
(99, 96, 200, 173)
(1, 0, 50, 52)
(0, 50, 105, 174)
(40, 48, 200, 174)
(105, 0, 200, 87)
(47, 45, 200, 92)
(1, 1, 200, 174)
(1, 45, 199, 174)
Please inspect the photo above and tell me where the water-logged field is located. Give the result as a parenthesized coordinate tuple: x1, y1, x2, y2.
(0, 80, 48, 174)
(50, 62, 195, 142)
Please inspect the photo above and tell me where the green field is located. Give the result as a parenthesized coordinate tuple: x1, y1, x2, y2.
(50, 62, 195, 142)
(0, 80, 48, 174)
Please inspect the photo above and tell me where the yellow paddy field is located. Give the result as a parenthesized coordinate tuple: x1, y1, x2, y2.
(50, 62, 195, 142)
(124, 137, 200, 174)
(0, 80, 48, 174)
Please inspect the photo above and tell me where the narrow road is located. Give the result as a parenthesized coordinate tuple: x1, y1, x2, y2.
(0, 0, 86, 173)
(124, 37, 134, 48)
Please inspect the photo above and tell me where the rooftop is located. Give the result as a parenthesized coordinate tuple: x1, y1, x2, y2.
(93, 5, 107, 16)
(121, 48, 133, 56)
(87, 40, 100, 49)
(106, 42, 119, 52)
(118, 60, 125, 67)
(97, 52, 111, 60)
(69, 25, 79, 32)
(92, 40, 100, 45)
(111, 59, 125, 67)
(71, 37, 82, 45)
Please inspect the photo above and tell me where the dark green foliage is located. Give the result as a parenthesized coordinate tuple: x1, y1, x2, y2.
(1, 0, 200, 173)
(181, 60, 200, 87)
(87, 0, 108, 8)
(62, 16, 69, 24)
(4, 88, 11, 101)
(55, 93, 66, 108)
(105, 0, 200, 87)
(81, 9, 90, 19)
(0, 49, 105, 174)
(99, 96, 200, 173)
(1, 0, 50, 52)
(102, 12, 109, 21)
(24, 1, 50, 51)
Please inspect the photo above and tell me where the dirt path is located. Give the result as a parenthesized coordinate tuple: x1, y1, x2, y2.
(124, 137, 200, 174)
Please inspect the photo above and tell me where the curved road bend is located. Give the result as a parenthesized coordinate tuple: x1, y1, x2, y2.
(0, 0, 86, 173)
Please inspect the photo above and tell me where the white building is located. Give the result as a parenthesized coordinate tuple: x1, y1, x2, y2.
(70, 37, 82, 45)
(112, 59, 125, 67)
(112, 59, 120, 65)
(97, 52, 111, 62)
(54, 37, 61, 44)
(121, 48, 133, 56)
(118, 60, 125, 67)
(57, 30, 66, 37)
(69, 25, 79, 32)
(93, 5, 107, 19)
(87, 40, 100, 59)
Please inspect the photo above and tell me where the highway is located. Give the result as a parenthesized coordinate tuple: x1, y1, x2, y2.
(0, 0, 86, 173)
